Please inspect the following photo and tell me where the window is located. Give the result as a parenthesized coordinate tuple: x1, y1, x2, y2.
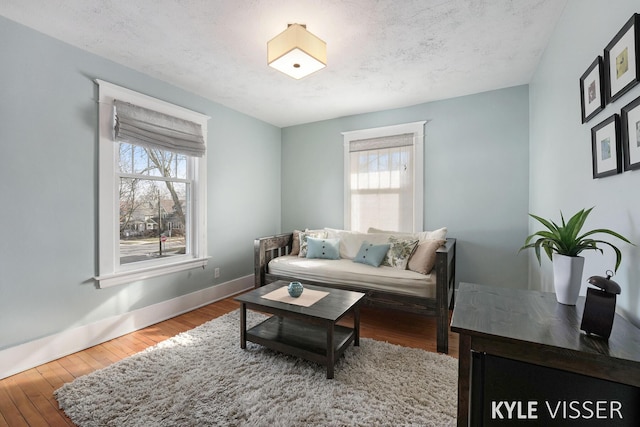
(118, 144, 189, 265)
(95, 80, 209, 288)
(342, 122, 424, 233)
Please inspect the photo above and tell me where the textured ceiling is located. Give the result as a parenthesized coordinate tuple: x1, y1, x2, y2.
(0, 0, 567, 127)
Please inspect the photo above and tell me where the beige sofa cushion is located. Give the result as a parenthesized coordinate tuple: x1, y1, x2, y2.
(268, 256, 436, 298)
(367, 227, 447, 241)
(407, 239, 446, 274)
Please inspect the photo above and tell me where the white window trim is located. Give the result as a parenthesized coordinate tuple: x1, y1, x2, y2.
(342, 121, 425, 232)
(94, 79, 210, 288)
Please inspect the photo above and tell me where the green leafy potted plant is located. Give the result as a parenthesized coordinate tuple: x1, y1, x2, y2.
(520, 207, 632, 305)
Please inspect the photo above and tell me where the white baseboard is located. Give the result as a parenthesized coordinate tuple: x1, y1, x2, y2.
(0, 275, 254, 380)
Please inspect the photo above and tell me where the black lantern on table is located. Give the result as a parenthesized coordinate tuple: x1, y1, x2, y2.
(580, 270, 621, 339)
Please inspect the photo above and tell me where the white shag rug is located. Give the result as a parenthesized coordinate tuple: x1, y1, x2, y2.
(55, 310, 458, 426)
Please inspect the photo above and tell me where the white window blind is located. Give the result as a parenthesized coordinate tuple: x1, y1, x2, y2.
(343, 122, 424, 232)
(343, 122, 425, 233)
(349, 134, 414, 232)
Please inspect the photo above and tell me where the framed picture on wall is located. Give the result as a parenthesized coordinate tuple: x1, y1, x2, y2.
(621, 94, 640, 170)
(591, 114, 622, 178)
(580, 56, 605, 123)
(604, 13, 640, 103)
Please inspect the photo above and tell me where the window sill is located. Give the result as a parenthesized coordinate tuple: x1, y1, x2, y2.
(95, 257, 210, 288)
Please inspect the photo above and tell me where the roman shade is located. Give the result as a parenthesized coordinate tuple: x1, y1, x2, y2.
(348, 133, 414, 152)
(114, 100, 206, 157)
(348, 133, 415, 232)
(343, 121, 425, 233)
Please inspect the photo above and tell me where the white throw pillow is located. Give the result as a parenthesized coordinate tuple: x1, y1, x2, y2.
(325, 228, 373, 259)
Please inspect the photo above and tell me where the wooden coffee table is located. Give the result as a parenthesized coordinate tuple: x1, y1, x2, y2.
(235, 280, 365, 379)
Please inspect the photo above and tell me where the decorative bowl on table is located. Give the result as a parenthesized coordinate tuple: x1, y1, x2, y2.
(287, 281, 304, 297)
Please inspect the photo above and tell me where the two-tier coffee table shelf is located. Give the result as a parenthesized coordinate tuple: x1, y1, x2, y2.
(235, 280, 365, 379)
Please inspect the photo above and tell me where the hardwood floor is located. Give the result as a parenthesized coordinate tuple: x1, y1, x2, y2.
(0, 294, 459, 427)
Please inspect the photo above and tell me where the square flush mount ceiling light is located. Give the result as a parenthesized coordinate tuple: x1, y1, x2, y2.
(267, 24, 326, 79)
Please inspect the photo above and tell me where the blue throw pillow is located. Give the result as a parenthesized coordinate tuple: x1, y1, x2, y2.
(305, 237, 341, 260)
(353, 241, 391, 267)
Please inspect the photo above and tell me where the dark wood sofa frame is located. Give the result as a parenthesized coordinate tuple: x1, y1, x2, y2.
(254, 233, 457, 354)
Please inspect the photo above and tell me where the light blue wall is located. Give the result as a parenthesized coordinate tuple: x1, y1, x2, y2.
(282, 86, 530, 290)
(529, 1, 640, 326)
(0, 16, 281, 350)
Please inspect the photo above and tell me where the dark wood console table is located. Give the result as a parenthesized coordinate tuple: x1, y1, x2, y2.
(451, 282, 640, 426)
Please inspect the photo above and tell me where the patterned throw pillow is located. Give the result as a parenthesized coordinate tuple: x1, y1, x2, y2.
(298, 230, 328, 257)
(383, 236, 419, 269)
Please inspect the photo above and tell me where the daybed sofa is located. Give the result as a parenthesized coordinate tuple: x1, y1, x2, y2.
(254, 228, 457, 353)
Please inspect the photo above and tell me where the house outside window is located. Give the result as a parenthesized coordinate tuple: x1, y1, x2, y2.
(95, 80, 209, 288)
(342, 121, 425, 233)
(118, 144, 189, 264)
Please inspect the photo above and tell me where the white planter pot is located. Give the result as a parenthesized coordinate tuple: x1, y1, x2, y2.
(552, 254, 585, 305)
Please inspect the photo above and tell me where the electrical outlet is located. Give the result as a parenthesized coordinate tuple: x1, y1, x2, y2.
(214, 267, 220, 278)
